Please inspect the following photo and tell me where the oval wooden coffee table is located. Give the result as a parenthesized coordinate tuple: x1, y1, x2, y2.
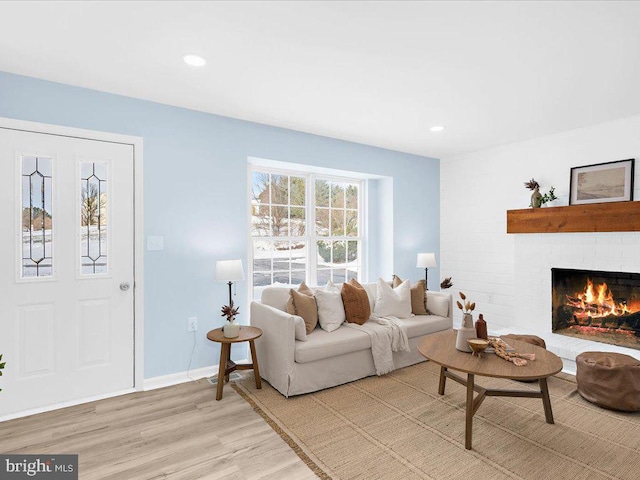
(418, 330, 563, 450)
(207, 326, 263, 401)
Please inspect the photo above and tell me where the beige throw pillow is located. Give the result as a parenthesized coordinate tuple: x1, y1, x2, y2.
(392, 275, 429, 315)
(341, 279, 371, 325)
(286, 282, 318, 334)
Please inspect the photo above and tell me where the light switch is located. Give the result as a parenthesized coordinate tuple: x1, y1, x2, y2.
(147, 236, 164, 251)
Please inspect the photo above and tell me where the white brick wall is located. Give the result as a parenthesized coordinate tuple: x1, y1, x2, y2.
(441, 115, 640, 366)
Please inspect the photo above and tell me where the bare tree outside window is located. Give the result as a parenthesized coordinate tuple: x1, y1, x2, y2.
(81, 183, 107, 227)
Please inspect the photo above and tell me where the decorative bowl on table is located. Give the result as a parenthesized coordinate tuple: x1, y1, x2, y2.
(467, 338, 490, 357)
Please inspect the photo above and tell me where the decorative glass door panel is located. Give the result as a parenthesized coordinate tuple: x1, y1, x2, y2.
(80, 161, 108, 275)
(21, 155, 53, 278)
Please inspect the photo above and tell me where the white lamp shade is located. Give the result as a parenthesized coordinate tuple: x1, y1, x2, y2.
(216, 259, 245, 282)
(416, 253, 437, 268)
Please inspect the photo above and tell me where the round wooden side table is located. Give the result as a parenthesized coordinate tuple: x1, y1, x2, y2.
(206, 326, 263, 401)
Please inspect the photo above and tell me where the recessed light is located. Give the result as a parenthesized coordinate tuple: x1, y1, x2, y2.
(430, 125, 445, 132)
(182, 54, 207, 67)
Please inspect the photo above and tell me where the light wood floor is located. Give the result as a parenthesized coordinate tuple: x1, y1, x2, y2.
(0, 378, 317, 480)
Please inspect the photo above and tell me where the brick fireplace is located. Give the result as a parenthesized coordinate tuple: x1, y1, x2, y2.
(552, 268, 640, 350)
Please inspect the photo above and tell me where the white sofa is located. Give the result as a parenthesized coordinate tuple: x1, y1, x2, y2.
(250, 283, 453, 397)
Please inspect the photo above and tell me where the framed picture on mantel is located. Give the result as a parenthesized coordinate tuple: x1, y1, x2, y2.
(569, 158, 634, 205)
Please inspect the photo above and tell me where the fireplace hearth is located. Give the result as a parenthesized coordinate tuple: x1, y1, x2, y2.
(552, 268, 640, 350)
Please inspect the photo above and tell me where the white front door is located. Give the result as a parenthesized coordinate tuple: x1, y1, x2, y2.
(0, 126, 135, 418)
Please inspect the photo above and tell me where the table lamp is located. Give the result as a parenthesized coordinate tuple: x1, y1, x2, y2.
(416, 253, 437, 289)
(216, 259, 245, 306)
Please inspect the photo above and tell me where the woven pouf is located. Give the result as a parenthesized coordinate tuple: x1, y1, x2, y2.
(576, 352, 640, 412)
(501, 334, 547, 350)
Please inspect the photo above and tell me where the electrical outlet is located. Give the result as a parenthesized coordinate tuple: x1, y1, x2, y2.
(188, 316, 198, 332)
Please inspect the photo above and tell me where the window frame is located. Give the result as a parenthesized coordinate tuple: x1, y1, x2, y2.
(248, 164, 366, 299)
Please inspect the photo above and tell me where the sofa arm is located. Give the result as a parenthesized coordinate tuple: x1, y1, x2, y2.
(250, 301, 296, 396)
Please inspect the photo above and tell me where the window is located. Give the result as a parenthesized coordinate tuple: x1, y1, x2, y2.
(21, 156, 53, 278)
(314, 179, 360, 284)
(80, 161, 108, 275)
(250, 167, 364, 298)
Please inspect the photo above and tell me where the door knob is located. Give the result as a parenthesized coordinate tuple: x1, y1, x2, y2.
(120, 282, 131, 291)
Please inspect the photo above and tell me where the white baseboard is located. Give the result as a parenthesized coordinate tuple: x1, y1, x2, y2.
(0, 388, 135, 423)
(143, 359, 249, 391)
(0, 361, 250, 422)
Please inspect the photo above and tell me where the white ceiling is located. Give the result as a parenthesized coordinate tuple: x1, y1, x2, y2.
(1, 1, 640, 158)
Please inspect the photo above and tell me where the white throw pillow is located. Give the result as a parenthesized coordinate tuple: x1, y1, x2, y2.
(293, 315, 308, 341)
(373, 277, 412, 319)
(362, 282, 377, 312)
(426, 293, 449, 318)
(315, 281, 346, 332)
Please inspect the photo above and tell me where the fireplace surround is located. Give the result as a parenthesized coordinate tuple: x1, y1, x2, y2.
(552, 268, 640, 351)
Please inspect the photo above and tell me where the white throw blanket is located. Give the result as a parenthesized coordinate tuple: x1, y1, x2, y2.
(344, 315, 410, 375)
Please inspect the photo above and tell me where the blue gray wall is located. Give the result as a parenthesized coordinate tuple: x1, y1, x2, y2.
(0, 71, 440, 378)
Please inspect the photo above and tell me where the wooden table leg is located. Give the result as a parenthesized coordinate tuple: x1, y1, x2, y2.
(249, 339, 262, 389)
(224, 343, 232, 383)
(539, 377, 554, 424)
(216, 343, 230, 401)
(465, 373, 475, 450)
(438, 366, 447, 395)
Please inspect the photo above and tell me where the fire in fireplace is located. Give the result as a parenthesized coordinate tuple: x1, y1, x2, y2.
(552, 268, 640, 350)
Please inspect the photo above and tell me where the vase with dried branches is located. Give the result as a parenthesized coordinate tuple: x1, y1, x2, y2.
(221, 301, 240, 338)
(524, 178, 557, 208)
(455, 292, 478, 352)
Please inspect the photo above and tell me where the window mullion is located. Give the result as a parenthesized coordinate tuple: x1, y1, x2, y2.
(308, 173, 316, 286)
(360, 179, 365, 281)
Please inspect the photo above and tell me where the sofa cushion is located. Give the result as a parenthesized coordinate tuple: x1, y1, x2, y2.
(295, 326, 371, 363)
(315, 281, 346, 332)
(286, 283, 318, 334)
(286, 281, 314, 313)
(362, 282, 377, 312)
(426, 293, 449, 318)
(399, 314, 453, 338)
(290, 289, 319, 334)
(341, 279, 371, 325)
(373, 278, 412, 318)
(392, 275, 428, 315)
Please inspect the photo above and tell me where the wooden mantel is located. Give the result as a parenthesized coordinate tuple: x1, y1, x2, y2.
(507, 201, 640, 233)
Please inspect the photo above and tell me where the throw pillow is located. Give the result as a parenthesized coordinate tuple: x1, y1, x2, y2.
(426, 293, 450, 318)
(341, 279, 371, 325)
(373, 277, 412, 318)
(285, 282, 318, 334)
(392, 275, 428, 315)
(315, 280, 346, 332)
(362, 282, 377, 312)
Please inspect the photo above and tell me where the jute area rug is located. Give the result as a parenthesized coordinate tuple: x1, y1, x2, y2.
(232, 361, 640, 480)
